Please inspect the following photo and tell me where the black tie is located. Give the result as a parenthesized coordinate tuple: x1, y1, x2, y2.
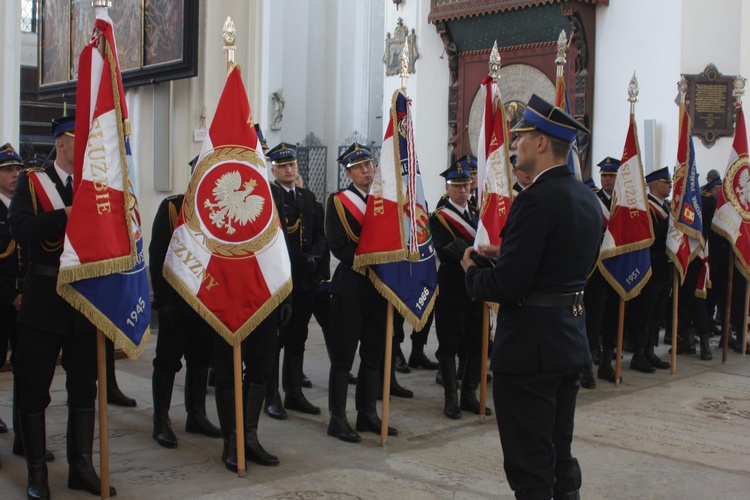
(65, 176, 73, 203)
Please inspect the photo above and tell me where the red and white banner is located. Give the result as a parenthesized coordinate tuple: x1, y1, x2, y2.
(712, 106, 750, 279)
(164, 66, 292, 345)
(475, 75, 513, 248)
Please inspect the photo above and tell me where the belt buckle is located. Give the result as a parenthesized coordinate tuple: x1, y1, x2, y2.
(572, 291, 584, 316)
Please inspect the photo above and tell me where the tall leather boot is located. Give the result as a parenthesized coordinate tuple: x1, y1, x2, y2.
(554, 490, 581, 500)
(327, 371, 360, 443)
(152, 371, 178, 448)
(264, 352, 287, 420)
(408, 339, 439, 369)
(20, 412, 50, 500)
(283, 353, 320, 414)
(381, 350, 413, 399)
(438, 356, 461, 420)
(106, 340, 136, 407)
(244, 383, 279, 466)
(459, 357, 492, 416)
(67, 406, 117, 496)
(699, 332, 713, 360)
(597, 347, 617, 383)
(580, 363, 596, 389)
(356, 369, 398, 436)
(629, 347, 656, 373)
(184, 368, 221, 437)
(13, 382, 55, 462)
(644, 343, 670, 369)
(215, 387, 240, 472)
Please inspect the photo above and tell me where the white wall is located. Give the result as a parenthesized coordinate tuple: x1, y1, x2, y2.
(0, 1, 21, 146)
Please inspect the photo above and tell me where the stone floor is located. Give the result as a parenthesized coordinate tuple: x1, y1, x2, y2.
(1, 324, 749, 499)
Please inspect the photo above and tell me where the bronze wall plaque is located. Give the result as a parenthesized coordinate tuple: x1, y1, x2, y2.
(685, 64, 735, 148)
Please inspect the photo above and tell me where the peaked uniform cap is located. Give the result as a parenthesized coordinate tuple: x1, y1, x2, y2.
(0, 143, 24, 168)
(337, 142, 373, 169)
(440, 158, 472, 184)
(510, 94, 589, 142)
(267, 142, 297, 165)
(51, 115, 76, 138)
(645, 166, 670, 184)
(597, 156, 621, 174)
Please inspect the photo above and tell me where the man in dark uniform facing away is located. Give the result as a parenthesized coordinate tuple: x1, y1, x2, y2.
(9, 116, 116, 498)
(463, 95, 601, 500)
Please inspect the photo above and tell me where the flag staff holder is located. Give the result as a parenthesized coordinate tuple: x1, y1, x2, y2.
(91, 2, 113, 498)
(477, 41, 502, 424)
(613, 74, 640, 386)
(221, 16, 247, 477)
(380, 38, 413, 446)
(669, 77, 690, 373)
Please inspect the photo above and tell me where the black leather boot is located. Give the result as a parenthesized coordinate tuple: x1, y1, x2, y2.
(630, 347, 656, 373)
(460, 357, 492, 415)
(152, 371, 177, 448)
(13, 383, 55, 462)
(283, 353, 320, 414)
(184, 368, 221, 437)
(215, 387, 240, 472)
(393, 343, 410, 374)
(438, 356, 461, 419)
(67, 406, 117, 496)
(106, 340, 136, 407)
(597, 348, 618, 383)
(580, 364, 596, 389)
(644, 344, 670, 369)
(264, 352, 287, 420)
(379, 350, 413, 399)
(327, 371, 361, 443)
(554, 490, 581, 500)
(356, 369, 397, 436)
(244, 383, 279, 466)
(408, 340, 439, 369)
(700, 332, 713, 360)
(20, 412, 50, 500)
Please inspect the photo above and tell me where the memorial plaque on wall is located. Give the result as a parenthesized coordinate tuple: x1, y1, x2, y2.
(685, 64, 735, 148)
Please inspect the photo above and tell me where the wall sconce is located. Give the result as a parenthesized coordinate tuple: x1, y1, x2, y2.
(393, 0, 403, 10)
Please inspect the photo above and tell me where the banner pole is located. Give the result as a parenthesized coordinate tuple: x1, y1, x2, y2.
(96, 330, 110, 500)
(381, 303, 394, 446)
(722, 252, 735, 363)
(233, 344, 246, 477)
(479, 303, 490, 423)
(743, 281, 749, 356)
(671, 273, 679, 373)
(614, 298, 624, 386)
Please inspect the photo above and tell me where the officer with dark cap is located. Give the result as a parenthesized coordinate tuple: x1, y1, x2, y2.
(435, 154, 478, 210)
(148, 155, 221, 449)
(0, 144, 26, 447)
(430, 159, 490, 420)
(582, 156, 622, 387)
(702, 169, 728, 336)
(463, 94, 601, 500)
(627, 167, 673, 373)
(268, 142, 327, 417)
(9, 115, 116, 498)
(325, 142, 397, 443)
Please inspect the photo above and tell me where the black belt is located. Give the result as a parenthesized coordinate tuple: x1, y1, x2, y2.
(521, 291, 584, 316)
(30, 264, 59, 277)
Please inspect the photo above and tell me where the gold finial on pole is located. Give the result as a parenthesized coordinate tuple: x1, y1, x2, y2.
(488, 40, 501, 81)
(628, 72, 639, 114)
(400, 37, 410, 89)
(555, 30, 568, 68)
(733, 75, 746, 107)
(223, 17, 237, 73)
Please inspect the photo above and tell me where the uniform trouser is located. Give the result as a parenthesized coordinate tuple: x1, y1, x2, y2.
(15, 324, 98, 414)
(434, 298, 482, 358)
(493, 370, 582, 500)
(0, 304, 17, 370)
(328, 292, 387, 376)
(153, 303, 215, 375)
(627, 274, 670, 349)
(279, 288, 315, 355)
(678, 260, 710, 335)
(584, 270, 619, 351)
(213, 313, 278, 391)
(392, 311, 433, 347)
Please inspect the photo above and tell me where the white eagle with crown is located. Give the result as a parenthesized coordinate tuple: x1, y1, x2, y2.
(204, 170, 265, 235)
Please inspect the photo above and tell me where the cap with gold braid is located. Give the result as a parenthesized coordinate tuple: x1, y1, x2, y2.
(337, 143, 373, 169)
(51, 115, 76, 138)
(510, 94, 588, 143)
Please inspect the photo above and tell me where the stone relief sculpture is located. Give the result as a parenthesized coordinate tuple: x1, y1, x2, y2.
(271, 89, 285, 131)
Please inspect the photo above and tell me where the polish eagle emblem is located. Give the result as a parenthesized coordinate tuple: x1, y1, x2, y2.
(203, 170, 265, 235)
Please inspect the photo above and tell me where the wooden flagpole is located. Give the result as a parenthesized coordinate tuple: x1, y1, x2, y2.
(743, 281, 749, 356)
(96, 330, 110, 500)
(479, 303, 490, 423)
(671, 273, 679, 373)
(614, 298, 625, 386)
(381, 303, 394, 446)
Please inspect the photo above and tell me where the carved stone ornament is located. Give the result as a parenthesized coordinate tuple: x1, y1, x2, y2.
(384, 18, 419, 76)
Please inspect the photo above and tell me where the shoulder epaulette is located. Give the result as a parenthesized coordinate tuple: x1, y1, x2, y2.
(25, 167, 45, 173)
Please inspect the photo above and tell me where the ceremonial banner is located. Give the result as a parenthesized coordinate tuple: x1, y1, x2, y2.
(164, 65, 292, 345)
(353, 89, 437, 329)
(475, 74, 513, 248)
(555, 75, 583, 181)
(666, 110, 705, 282)
(712, 106, 750, 279)
(599, 114, 654, 299)
(57, 12, 150, 358)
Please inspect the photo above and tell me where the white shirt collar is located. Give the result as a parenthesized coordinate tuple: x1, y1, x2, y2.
(0, 193, 11, 208)
(54, 162, 72, 185)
